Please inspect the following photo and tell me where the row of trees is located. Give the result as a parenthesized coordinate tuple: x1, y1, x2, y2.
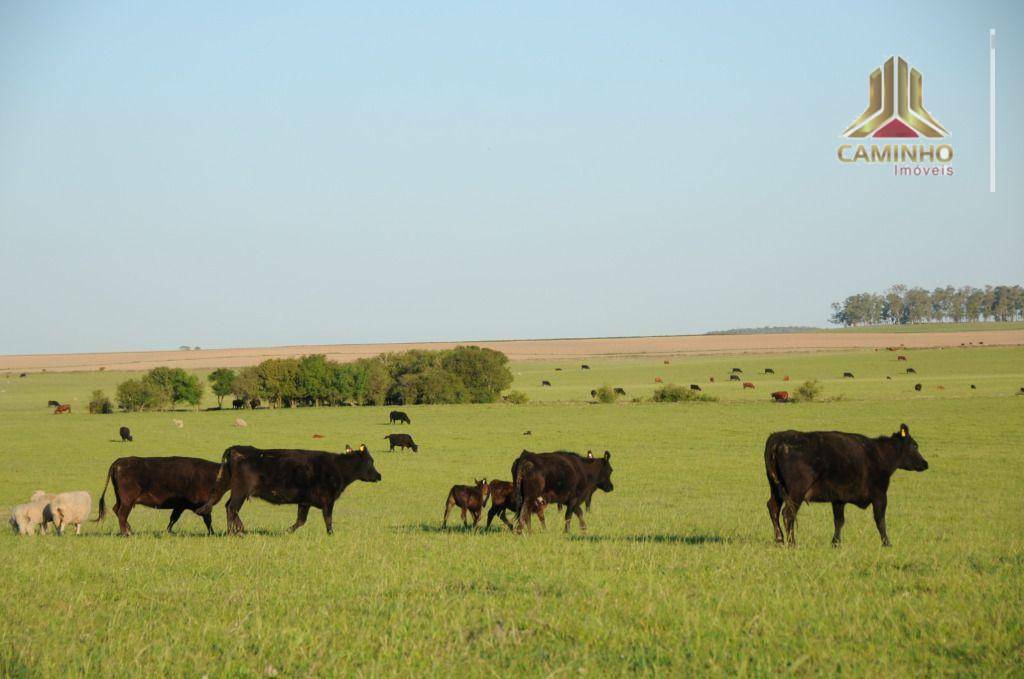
(829, 284, 1023, 327)
(115, 367, 204, 412)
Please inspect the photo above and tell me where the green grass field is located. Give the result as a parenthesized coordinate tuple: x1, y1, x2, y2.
(1, 346, 1022, 676)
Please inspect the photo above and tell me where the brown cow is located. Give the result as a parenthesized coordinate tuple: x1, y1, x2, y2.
(770, 391, 790, 403)
(54, 404, 71, 414)
(897, 355, 908, 361)
(743, 382, 755, 389)
(486, 480, 547, 531)
(783, 376, 790, 382)
(654, 377, 663, 383)
(442, 479, 490, 528)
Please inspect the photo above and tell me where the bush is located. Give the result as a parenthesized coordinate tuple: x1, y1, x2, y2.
(502, 390, 530, 405)
(116, 379, 169, 412)
(651, 384, 718, 403)
(595, 385, 618, 403)
(793, 380, 823, 403)
(88, 390, 114, 414)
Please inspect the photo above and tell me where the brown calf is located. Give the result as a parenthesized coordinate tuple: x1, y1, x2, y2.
(743, 382, 755, 389)
(486, 480, 547, 531)
(443, 479, 490, 528)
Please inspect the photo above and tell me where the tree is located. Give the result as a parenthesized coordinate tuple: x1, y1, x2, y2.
(297, 355, 331, 406)
(142, 367, 203, 409)
(116, 379, 168, 412)
(230, 367, 262, 402)
(440, 346, 514, 402)
(208, 368, 236, 408)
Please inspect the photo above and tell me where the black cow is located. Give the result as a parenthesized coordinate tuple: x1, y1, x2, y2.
(486, 480, 548, 531)
(389, 410, 411, 425)
(385, 433, 418, 452)
(95, 456, 221, 536)
(764, 424, 927, 547)
(843, 372, 854, 379)
(970, 384, 976, 390)
(198, 444, 381, 534)
(512, 450, 613, 533)
(231, 398, 245, 409)
(590, 389, 597, 398)
(581, 364, 590, 370)
(541, 380, 552, 387)
(119, 426, 132, 443)
(729, 374, 741, 382)
(689, 384, 702, 391)
(906, 368, 917, 374)
(764, 368, 775, 375)
(914, 383, 922, 391)
(555, 368, 563, 371)
(613, 387, 626, 395)
(47, 400, 61, 408)
(250, 398, 261, 410)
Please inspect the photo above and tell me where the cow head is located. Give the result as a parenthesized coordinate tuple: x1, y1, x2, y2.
(596, 450, 614, 492)
(476, 478, 490, 500)
(892, 424, 928, 472)
(354, 444, 382, 482)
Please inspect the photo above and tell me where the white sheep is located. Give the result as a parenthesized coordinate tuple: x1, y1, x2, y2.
(48, 491, 92, 535)
(9, 499, 51, 535)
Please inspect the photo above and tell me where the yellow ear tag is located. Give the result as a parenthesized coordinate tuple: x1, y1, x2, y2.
(900, 429, 907, 437)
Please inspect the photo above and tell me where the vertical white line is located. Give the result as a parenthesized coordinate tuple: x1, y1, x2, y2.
(990, 29, 996, 193)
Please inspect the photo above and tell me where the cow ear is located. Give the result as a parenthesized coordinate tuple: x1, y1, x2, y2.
(899, 424, 909, 438)
(587, 450, 594, 459)
(604, 450, 611, 460)
(359, 444, 367, 453)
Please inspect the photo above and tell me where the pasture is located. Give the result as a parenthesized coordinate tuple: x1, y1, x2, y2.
(1, 346, 1022, 676)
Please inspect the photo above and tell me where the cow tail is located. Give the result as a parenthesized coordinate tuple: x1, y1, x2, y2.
(198, 448, 234, 515)
(513, 459, 533, 517)
(93, 463, 114, 522)
(764, 436, 786, 502)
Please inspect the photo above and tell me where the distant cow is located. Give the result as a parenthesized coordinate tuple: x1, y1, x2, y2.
(581, 364, 590, 370)
(770, 391, 790, 403)
(590, 389, 597, 398)
(54, 404, 70, 414)
(442, 479, 490, 528)
(764, 368, 775, 375)
(906, 368, 917, 374)
(613, 387, 626, 395)
(743, 382, 755, 389)
(709, 377, 715, 383)
(554, 368, 563, 371)
(199, 444, 381, 535)
(523, 430, 532, 436)
(541, 380, 552, 387)
(48, 491, 91, 535)
(486, 480, 548, 531)
(914, 383, 922, 391)
(312, 434, 325, 439)
(729, 374, 741, 382)
(663, 360, 670, 365)
(782, 376, 790, 382)
(96, 456, 222, 536)
(970, 384, 976, 390)
(19, 373, 27, 378)
(886, 376, 892, 380)
(389, 410, 411, 425)
(731, 368, 742, 373)
(897, 355, 908, 361)
(47, 400, 61, 408)
(936, 385, 945, 391)
(385, 433, 418, 452)
(689, 384, 702, 391)
(843, 372, 854, 379)
(250, 398, 261, 410)
(119, 426, 132, 442)
(764, 423, 928, 547)
(232, 399, 245, 409)
(654, 377, 663, 383)
(512, 450, 613, 533)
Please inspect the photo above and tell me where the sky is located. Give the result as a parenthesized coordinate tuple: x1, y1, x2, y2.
(1, 1, 1022, 355)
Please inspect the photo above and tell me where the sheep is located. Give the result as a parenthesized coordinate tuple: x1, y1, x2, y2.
(47, 491, 92, 535)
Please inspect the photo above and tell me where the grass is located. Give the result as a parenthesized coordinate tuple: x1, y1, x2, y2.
(1, 346, 1022, 675)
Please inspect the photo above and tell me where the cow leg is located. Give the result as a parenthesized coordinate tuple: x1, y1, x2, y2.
(115, 502, 134, 537)
(288, 504, 310, 533)
(460, 507, 468, 527)
(831, 502, 846, 547)
(572, 505, 587, 533)
(443, 496, 455, 528)
(767, 496, 784, 544)
(200, 512, 214, 535)
(485, 506, 498, 529)
(225, 495, 246, 535)
(167, 508, 184, 534)
(872, 496, 890, 547)
(782, 498, 800, 546)
(321, 502, 335, 535)
(472, 509, 481, 528)
(516, 500, 533, 534)
(536, 505, 547, 531)
(563, 504, 574, 533)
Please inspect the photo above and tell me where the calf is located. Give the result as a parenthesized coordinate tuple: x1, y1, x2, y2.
(389, 410, 411, 425)
(199, 444, 381, 535)
(54, 404, 71, 414)
(442, 479, 490, 528)
(743, 382, 755, 389)
(385, 433, 418, 452)
(119, 426, 133, 442)
(689, 384, 702, 391)
(764, 423, 927, 547)
(486, 480, 548, 531)
(48, 491, 91, 535)
(96, 456, 222, 536)
(770, 391, 790, 403)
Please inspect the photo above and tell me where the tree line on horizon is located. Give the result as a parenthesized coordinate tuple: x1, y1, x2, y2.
(829, 284, 1023, 327)
(97, 346, 514, 412)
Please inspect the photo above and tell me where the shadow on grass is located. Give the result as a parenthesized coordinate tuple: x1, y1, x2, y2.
(569, 533, 728, 545)
(394, 522, 504, 535)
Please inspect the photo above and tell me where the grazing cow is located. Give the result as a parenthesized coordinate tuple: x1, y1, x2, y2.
(389, 410, 411, 425)
(54, 404, 71, 414)
(523, 430, 532, 436)
(743, 382, 755, 390)
(709, 377, 715, 383)
(312, 434, 325, 439)
(906, 368, 917, 374)
(843, 372, 854, 379)
(385, 433, 418, 452)
(250, 398, 261, 410)
(970, 384, 976, 390)
(486, 480, 548, 531)
(442, 479, 490, 528)
(541, 380, 552, 387)
(689, 384, 702, 391)
(731, 368, 743, 374)
(47, 400, 61, 408)
(613, 387, 626, 395)
(764, 368, 775, 375)
(663, 360, 670, 365)
(654, 377, 663, 383)
(232, 399, 245, 409)
(897, 355, 908, 361)
(886, 376, 892, 380)
(48, 491, 91, 535)
(590, 389, 597, 398)
(555, 368, 563, 371)
(198, 444, 381, 535)
(770, 391, 790, 403)
(119, 426, 132, 443)
(172, 419, 184, 429)
(19, 373, 27, 378)
(96, 456, 223, 536)
(729, 374, 741, 382)
(914, 383, 922, 391)
(783, 376, 790, 382)
(764, 423, 928, 547)
(512, 450, 613, 533)
(936, 385, 945, 391)
(234, 418, 247, 427)
(581, 364, 590, 370)
(9, 499, 51, 535)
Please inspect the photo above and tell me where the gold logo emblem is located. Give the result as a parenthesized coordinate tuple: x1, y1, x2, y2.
(843, 56, 947, 138)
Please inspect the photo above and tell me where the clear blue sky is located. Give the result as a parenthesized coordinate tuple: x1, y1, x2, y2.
(1, 2, 1021, 354)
